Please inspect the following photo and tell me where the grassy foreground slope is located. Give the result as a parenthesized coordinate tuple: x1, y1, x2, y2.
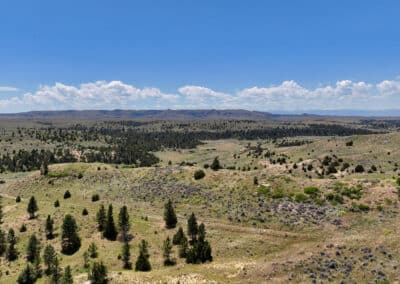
(0, 131, 399, 283)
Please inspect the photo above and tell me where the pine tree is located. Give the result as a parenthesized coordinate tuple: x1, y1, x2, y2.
(178, 237, 188, 258)
(27, 196, 39, 219)
(172, 227, 185, 245)
(7, 228, 18, 261)
(51, 256, 62, 284)
(88, 242, 98, 258)
(26, 234, 41, 263)
(61, 214, 81, 255)
(103, 204, 117, 241)
(17, 263, 37, 284)
(45, 215, 54, 239)
(96, 204, 106, 232)
(162, 237, 175, 266)
(88, 261, 108, 284)
(187, 213, 198, 244)
(163, 199, 177, 229)
(62, 265, 73, 284)
(118, 206, 130, 242)
(135, 240, 151, 271)
(43, 244, 56, 275)
(121, 242, 131, 269)
(0, 228, 6, 256)
(199, 240, 213, 263)
(198, 223, 206, 243)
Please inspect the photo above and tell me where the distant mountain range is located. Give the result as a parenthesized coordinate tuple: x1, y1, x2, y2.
(0, 109, 280, 120)
(0, 109, 399, 120)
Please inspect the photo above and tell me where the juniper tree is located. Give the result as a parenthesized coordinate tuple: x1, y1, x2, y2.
(88, 261, 108, 284)
(135, 240, 151, 271)
(172, 227, 186, 245)
(45, 215, 54, 239)
(121, 242, 131, 269)
(61, 214, 81, 255)
(163, 199, 177, 229)
(118, 205, 130, 242)
(88, 242, 98, 258)
(27, 196, 38, 219)
(43, 244, 57, 275)
(26, 234, 41, 263)
(54, 200, 60, 208)
(7, 228, 18, 261)
(210, 157, 221, 171)
(0, 228, 6, 256)
(103, 204, 117, 241)
(17, 263, 37, 284)
(162, 237, 175, 266)
(96, 204, 106, 232)
(62, 265, 73, 284)
(187, 213, 198, 244)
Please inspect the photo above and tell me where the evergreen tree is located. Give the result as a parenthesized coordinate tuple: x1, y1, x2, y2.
(51, 256, 62, 284)
(178, 237, 188, 258)
(88, 242, 98, 258)
(135, 240, 151, 271)
(185, 245, 198, 264)
(43, 244, 56, 275)
(118, 205, 130, 242)
(121, 242, 131, 269)
(163, 199, 177, 229)
(54, 200, 60, 208)
(62, 265, 73, 284)
(96, 204, 106, 232)
(103, 204, 117, 241)
(162, 237, 175, 266)
(172, 227, 185, 245)
(45, 215, 54, 239)
(17, 263, 37, 284)
(198, 223, 206, 243)
(187, 213, 198, 244)
(61, 214, 81, 255)
(199, 240, 213, 263)
(26, 234, 41, 263)
(88, 261, 108, 284)
(7, 228, 18, 261)
(0, 228, 6, 256)
(210, 157, 221, 171)
(63, 190, 71, 199)
(27, 196, 39, 219)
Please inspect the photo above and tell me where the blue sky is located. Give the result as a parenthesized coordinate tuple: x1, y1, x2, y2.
(0, 0, 400, 112)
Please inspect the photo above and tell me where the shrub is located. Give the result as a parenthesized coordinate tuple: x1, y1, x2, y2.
(82, 208, 89, 216)
(91, 194, 100, 202)
(194, 170, 205, 180)
(304, 186, 319, 197)
(295, 193, 308, 202)
(354, 165, 365, 173)
(63, 190, 71, 199)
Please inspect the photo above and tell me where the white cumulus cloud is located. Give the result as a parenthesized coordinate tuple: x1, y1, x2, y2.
(0, 79, 400, 112)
